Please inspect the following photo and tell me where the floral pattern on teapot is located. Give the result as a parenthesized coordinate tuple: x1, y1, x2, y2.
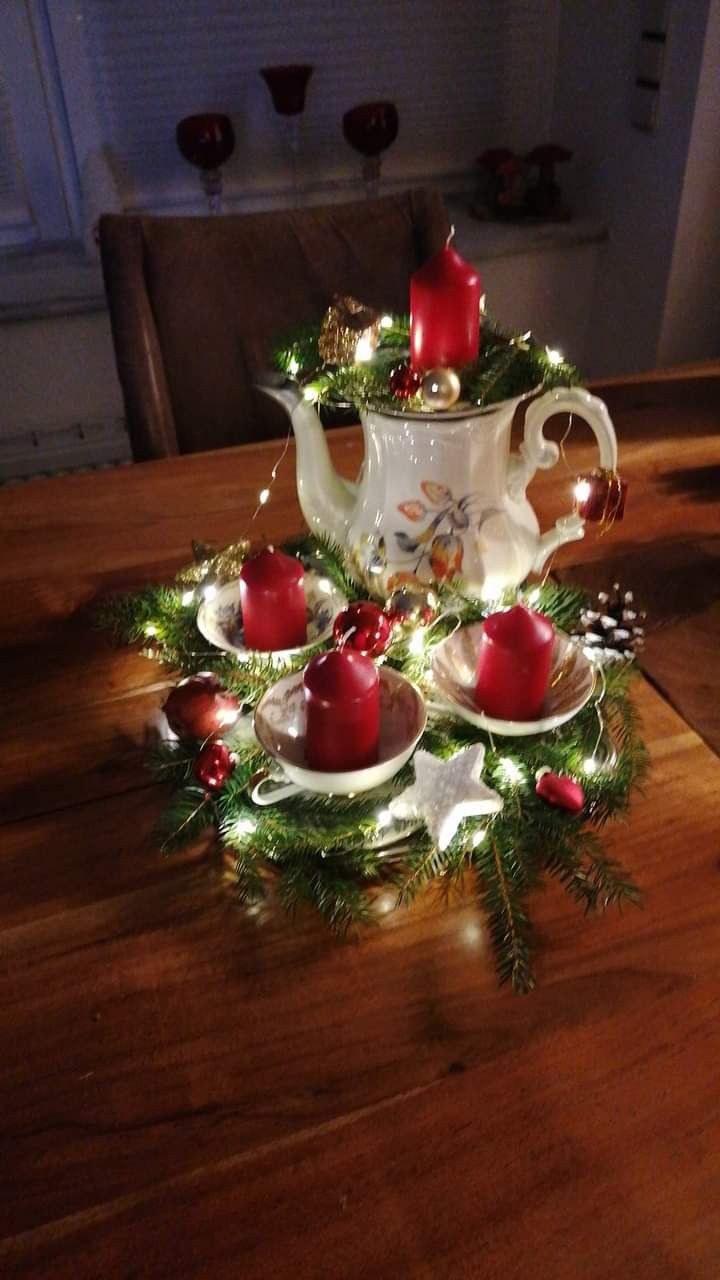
(395, 480, 499, 582)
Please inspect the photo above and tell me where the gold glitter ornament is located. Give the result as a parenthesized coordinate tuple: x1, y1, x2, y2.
(318, 294, 381, 365)
(420, 366, 461, 411)
(175, 539, 251, 589)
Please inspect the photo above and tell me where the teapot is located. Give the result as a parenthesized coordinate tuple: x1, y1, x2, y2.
(262, 384, 618, 599)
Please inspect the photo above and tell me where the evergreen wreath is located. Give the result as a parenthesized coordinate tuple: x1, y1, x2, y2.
(272, 313, 580, 413)
(98, 534, 647, 993)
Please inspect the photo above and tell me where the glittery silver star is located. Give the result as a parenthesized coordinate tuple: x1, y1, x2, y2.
(390, 744, 503, 851)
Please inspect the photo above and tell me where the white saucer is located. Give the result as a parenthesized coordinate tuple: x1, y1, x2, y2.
(431, 623, 595, 736)
(196, 571, 347, 661)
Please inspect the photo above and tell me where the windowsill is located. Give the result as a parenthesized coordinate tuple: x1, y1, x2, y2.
(0, 201, 608, 324)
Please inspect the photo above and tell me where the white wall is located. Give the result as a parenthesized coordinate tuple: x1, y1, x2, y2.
(552, 0, 712, 377)
(658, 0, 720, 364)
(0, 311, 122, 436)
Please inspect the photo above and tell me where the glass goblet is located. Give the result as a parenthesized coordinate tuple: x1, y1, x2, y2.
(260, 65, 314, 205)
(176, 113, 236, 215)
(342, 102, 399, 199)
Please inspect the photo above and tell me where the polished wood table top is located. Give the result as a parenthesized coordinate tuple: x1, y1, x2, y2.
(1, 373, 719, 1278)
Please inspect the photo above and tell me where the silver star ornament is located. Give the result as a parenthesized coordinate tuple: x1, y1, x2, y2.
(390, 744, 503, 851)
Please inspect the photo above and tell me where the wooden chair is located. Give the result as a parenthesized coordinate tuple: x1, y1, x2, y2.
(99, 189, 450, 460)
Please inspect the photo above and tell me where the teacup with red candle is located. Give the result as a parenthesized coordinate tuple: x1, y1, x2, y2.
(474, 605, 554, 721)
(303, 649, 380, 772)
(239, 547, 307, 652)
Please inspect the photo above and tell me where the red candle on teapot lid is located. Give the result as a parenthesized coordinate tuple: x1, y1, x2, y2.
(304, 649, 380, 772)
(475, 605, 554, 721)
(239, 547, 306, 652)
(410, 229, 482, 370)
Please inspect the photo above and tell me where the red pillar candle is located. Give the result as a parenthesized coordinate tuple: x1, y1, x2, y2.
(410, 232, 482, 370)
(474, 605, 554, 721)
(304, 649, 380, 772)
(239, 547, 306, 651)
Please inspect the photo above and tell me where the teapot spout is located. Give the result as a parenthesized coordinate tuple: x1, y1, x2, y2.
(256, 381, 357, 546)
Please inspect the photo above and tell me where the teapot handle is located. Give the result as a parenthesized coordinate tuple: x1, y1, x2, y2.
(510, 387, 618, 576)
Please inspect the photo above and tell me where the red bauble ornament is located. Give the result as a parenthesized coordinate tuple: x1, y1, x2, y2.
(388, 363, 421, 400)
(333, 601, 392, 657)
(164, 675, 240, 740)
(575, 469, 627, 526)
(535, 770, 585, 814)
(194, 741, 235, 791)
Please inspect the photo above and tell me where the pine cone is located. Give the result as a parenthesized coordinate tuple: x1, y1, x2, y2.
(573, 583, 645, 663)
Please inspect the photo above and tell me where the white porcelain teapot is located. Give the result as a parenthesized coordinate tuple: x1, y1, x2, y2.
(262, 384, 618, 599)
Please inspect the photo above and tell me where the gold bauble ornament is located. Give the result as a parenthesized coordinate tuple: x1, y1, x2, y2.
(384, 582, 439, 629)
(420, 367, 461, 411)
(318, 294, 381, 365)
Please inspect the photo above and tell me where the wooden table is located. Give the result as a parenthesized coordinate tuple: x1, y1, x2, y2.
(1, 373, 719, 1278)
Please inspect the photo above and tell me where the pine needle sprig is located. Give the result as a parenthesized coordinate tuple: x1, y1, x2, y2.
(477, 839, 536, 993)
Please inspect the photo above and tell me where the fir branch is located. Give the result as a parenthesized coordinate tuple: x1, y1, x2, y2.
(156, 786, 215, 853)
(476, 840, 535, 993)
(276, 859, 374, 933)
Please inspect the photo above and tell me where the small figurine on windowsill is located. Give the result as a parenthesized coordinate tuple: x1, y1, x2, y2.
(472, 148, 527, 221)
(524, 144, 573, 221)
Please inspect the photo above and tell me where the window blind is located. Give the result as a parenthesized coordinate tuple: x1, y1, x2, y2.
(72, 0, 556, 208)
(0, 72, 34, 240)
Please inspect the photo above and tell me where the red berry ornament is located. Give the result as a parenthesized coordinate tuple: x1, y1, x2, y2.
(333, 601, 392, 658)
(388, 363, 421, 400)
(164, 674, 240, 740)
(535, 770, 585, 814)
(195, 741, 235, 791)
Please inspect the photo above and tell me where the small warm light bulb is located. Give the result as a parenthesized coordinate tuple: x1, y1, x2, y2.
(408, 628, 426, 655)
(258, 487, 271, 505)
(235, 817, 256, 837)
(471, 828, 487, 848)
(499, 757, 524, 786)
(376, 890, 396, 915)
(574, 479, 591, 504)
(144, 623, 158, 638)
(583, 755, 599, 775)
(316, 577, 332, 593)
(181, 589, 195, 607)
(217, 706, 240, 727)
(545, 346, 564, 366)
(525, 586, 541, 606)
(480, 576, 502, 604)
(287, 356, 300, 376)
(355, 335, 374, 363)
(302, 385, 318, 402)
(380, 314, 393, 329)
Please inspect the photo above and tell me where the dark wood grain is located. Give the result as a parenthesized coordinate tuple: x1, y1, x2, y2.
(0, 370, 719, 1278)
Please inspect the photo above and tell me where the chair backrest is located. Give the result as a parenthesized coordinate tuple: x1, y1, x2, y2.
(100, 188, 450, 460)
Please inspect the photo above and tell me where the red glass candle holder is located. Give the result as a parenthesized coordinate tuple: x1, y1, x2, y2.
(176, 113, 235, 214)
(342, 101, 399, 198)
(260, 65, 313, 116)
